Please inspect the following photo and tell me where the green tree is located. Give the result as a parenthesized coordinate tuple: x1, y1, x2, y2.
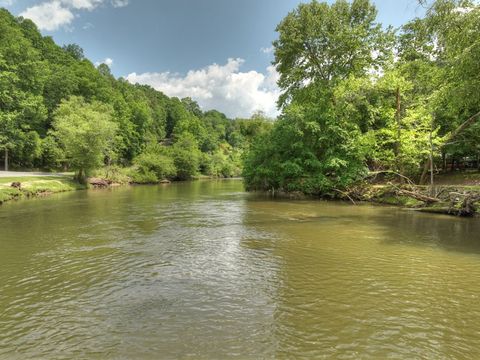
(244, 0, 389, 194)
(52, 97, 117, 180)
(133, 142, 176, 183)
(171, 133, 201, 180)
(273, 0, 392, 106)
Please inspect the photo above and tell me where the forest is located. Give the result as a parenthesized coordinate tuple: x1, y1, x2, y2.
(1, 0, 480, 198)
(0, 7, 271, 183)
(244, 0, 480, 196)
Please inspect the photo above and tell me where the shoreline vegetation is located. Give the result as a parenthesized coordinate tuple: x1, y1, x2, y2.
(1, 171, 479, 217)
(241, 0, 480, 216)
(268, 182, 480, 217)
(2, 1, 480, 218)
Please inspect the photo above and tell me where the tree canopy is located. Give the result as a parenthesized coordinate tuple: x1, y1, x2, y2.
(244, 0, 480, 194)
(0, 8, 269, 180)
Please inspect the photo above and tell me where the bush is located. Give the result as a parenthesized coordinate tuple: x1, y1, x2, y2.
(92, 165, 132, 184)
(133, 151, 176, 181)
(171, 133, 200, 180)
(129, 169, 159, 184)
(41, 135, 65, 171)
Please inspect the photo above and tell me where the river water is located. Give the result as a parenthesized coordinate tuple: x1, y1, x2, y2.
(1, 180, 480, 359)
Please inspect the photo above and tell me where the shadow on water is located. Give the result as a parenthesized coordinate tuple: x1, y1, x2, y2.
(246, 191, 480, 255)
(370, 208, 480, 254)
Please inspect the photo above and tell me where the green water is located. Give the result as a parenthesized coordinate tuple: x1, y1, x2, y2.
(1, 180, 480, 359)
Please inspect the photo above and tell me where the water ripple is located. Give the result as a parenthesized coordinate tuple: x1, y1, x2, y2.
(0, 181, 480, 359)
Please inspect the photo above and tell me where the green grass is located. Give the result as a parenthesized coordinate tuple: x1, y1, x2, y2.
(435, 171, 480, 185)
(0, 175, 86, 204)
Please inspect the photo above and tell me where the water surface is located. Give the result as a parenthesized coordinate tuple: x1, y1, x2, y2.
(1, 180, 480, 359)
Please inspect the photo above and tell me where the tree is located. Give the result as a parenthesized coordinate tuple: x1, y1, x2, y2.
(133, 142, 176, 182)
(0, 10, 47, 169)
(244, 0, 389, 194)
(0, 7, 255, 178)
(273, 0, 392, 106)
(171, 133, 201, 180)
(62, 43, 85, 61)
(181, 97, 202, 117)
(52, 97, 117, 180)
(0, 113, 20, 171)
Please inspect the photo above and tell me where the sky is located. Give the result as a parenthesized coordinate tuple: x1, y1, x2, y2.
(1, 0, 426, 118)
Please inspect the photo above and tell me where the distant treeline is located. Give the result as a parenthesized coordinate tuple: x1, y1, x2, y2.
(0, 8, 271, 181)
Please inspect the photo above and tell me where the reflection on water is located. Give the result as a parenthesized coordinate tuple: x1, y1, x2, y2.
(1, 180, 480, 359)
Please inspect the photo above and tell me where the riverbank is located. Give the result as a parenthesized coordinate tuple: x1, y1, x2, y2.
(0, 176, 86, 205)
(1, 171, 479, 217)
(260, 181, 480, 217)
(342, 183, 480, 217)
(0, 171, 232, 205)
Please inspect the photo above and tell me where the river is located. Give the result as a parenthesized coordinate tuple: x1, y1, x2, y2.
(1, 180, 480, 359)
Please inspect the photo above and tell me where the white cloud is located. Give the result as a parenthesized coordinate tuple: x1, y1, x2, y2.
(18, 0, 129, 31)
(62, 0, 102, 10)
(111, 0, 128, 8)
(20, 1, 74, 31)
(82, 22, 94, 30)
(125, 58, 280, 119)
(260, 46, 274, 54)
(95, 57, 113, 66)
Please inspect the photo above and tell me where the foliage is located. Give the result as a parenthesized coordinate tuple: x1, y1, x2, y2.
(52, 97, 117, 179)
(0, 8, 270, 179)
(170, 133, 201, 180)
(244, 0, 480, 195)
(273, 0, 393, 106)
(3, 1, 479, 196)
(243, 102, 366, 194)
(133, 143, 176, 183)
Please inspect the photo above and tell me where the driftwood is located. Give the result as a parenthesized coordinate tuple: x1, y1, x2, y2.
(396, 189, 440, 203)
(448, 192, 480, 217)
(333, 188, 356, 205)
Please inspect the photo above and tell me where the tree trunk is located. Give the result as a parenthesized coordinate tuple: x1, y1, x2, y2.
(77, 168, 84, 183)
(429, 128, 434, 196)
(395, 86, 403, 181)
(419, 158, 430, 185)
(4, 148, 8, 172)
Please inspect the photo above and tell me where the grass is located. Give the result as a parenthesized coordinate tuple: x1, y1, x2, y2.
(435, 170, 480, 185)
(0, 175, 86, 205)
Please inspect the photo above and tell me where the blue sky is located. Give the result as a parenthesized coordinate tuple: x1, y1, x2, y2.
(2, 0, 426, 117)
